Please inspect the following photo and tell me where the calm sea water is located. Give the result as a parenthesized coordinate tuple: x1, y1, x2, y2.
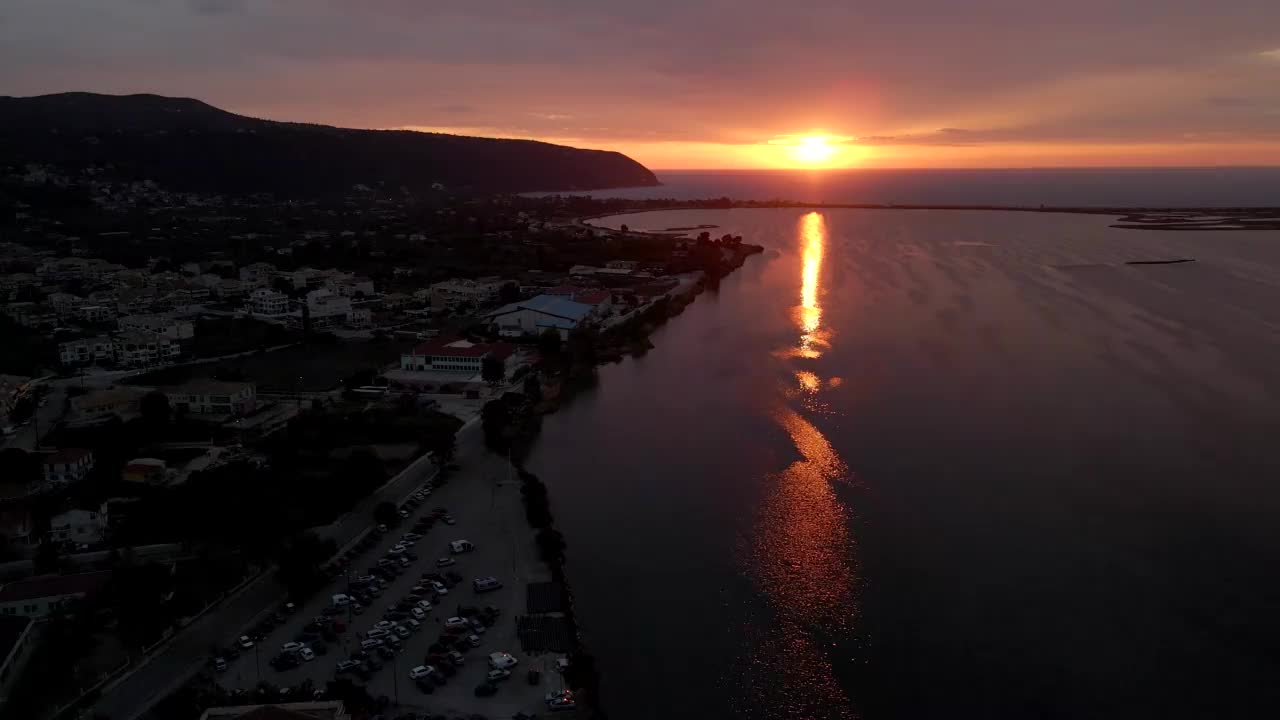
(570, 168, 1280, 207)
(526, 208, 1280, 719)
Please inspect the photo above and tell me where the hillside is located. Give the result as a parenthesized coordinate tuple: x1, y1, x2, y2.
(0, 92, 659, 195)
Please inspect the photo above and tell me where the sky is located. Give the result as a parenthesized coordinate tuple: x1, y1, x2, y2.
(3, 0, 1280, 169)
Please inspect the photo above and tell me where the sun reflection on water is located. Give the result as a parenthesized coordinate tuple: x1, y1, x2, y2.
(798, 211, 829, 359)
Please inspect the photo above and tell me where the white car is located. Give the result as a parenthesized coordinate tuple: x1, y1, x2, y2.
(373, 620, 396, 631)
(429, 580, 448, 595)
(546, 690, 577, 711)
(487, 668, 511, 682)
(473, 576, 502, 592)
(410, 607, 425, 619)
(406, 618, 422, 631)
(387, 544, 406, 555)
(402, 532, 421, 541)
(366, 628, 390, 639)
(299, 647, 316, 662)
(436, 557, 456, 567)
(409, 664, 435, 680)
(445, 617, 470, 631)
(449, 540, 474, 554)
(416, 600, 432, 612)
(280, 641, 304, 654)
(238, 636, 255, 649)
(488, 651, 518, 670)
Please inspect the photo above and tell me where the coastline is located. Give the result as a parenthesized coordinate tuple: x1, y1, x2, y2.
(569, 203, 1280, 231)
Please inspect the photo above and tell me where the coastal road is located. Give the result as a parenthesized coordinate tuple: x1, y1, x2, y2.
(89, 428, 463, 720)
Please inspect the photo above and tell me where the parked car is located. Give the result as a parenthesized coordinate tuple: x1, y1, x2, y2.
(411, 607, 426, 620)
(467, 634, 482, 648)
(487, 668, 512, 682)
(445, 617, 471, 632)
(406, 618, 422, 631)
(488, 652, 518, 669)
(449, 540, 474, 554)
(214, 657, 227, 672)
(415, 600, 433, 612)
(238, 636, 255, 650)
(366, 628, 390, 640)
(416, 678, 435, 694)
(299, 647, 316, 662)
(335, 659, 360, 674)
(474, 682, 498, 697)
(429, 581, 449, 595)
(394, 625, 411, 638)
(470, 619, 487, 635)
(447, 650, 465, 666)
(281, 641, 305, 654)
(473, 576, 503, 593)
(436, 557, 456, 568)
(409, 665, 434, 680)
(546, 691, 577, 711)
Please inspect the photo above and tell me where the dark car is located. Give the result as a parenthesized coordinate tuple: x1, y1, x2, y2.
(377, 646, 396, 660)
(416, 678, 435, 694)
(437, 663, 456, 677)
(474, 682, 497, 697)
(312, 642, 329, 656)
(321, 628, 338, 643)
(366, 658, 384, 672)
(353, 666, 371, 681)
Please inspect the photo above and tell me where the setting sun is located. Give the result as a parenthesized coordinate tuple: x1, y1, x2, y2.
(793, 136, 837, 165)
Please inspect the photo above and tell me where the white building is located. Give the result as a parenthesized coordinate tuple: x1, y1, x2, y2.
(326, 272, 376, 298)
(0, 571, 110, 619)
(346, 307, 372, 328)
(58, 336, 115, 366)
(69, 388, 142, 424)
(238, 262, 277, 288)
(429, 277, 506, 309)
(76, 304, 115, 323)
(484, 295, 594, 339)
(285, 288, 353, 329)
(399, 338, 514, 374)
(167, 381, 257, 416)
(249, 288, 290, 316)
(118, 313, 195, 339)
(42, 448, 95, 487)
(47, 503, 109, 545)
(112, 332, 181, 367)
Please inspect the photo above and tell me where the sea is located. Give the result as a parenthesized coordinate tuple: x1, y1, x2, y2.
(523, 178, 1280, 719)
(559, 167, 1280, 207)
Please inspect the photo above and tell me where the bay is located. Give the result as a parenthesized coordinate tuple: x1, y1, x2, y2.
(526, 208, 1280, 719)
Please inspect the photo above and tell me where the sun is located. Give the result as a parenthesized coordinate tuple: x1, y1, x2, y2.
(792, 135, 838, 165)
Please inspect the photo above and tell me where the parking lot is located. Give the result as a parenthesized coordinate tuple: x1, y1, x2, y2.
(217, 429, 571, 717)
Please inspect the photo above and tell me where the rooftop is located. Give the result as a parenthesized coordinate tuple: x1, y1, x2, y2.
(409, 337, 513, 360)
(486, 294, 593, 322)
(42, 447, 93, 465)
(165, 380, 255, 395)
(0, 571, 111, 604)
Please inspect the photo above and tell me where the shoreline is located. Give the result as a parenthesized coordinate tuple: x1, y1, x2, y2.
(571, 204, 1280, 232)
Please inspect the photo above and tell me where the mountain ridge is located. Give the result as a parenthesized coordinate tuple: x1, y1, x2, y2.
(0, 92, 659, 195)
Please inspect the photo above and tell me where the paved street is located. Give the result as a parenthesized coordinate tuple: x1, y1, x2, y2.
(217, 421, 564, 717)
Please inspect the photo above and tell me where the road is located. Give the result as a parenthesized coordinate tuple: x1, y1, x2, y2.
(89, 425, 465, 720)
(217, 422, 561, 717)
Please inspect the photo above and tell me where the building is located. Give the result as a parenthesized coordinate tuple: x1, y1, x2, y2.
(42, 448, 94, 487)
(325, 273, 375, 298)
(484, 295, 594, 339)
(399, 338, 513, 374)
(197, 700, 349, 720)
(0, 572, 110, 619)
(249, 288, 290, 316)
(291, 288, 352, 329)
(167, 380, 257, 416)
(58, 336, 115, 366)
(238, 262, 277, 288)
(543, 286, 613, 319)
(76, 304, 116, 323)
(118, 313, 195, 339)
(1, 302, 57, 330)
(121, 458, 168, 484)
(346, 307, 372, 328)
(0, 615, 35, 706)
(112, 331, 181, 367)
(47, 503, 109, 545)
(428, 277, 506, 309)
(69, 388, 141, 424)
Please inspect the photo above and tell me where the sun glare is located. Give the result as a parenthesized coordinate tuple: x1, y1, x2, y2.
(793, 135, 837, 165)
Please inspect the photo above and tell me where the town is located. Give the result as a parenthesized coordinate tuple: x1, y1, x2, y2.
(0, 163, 759, 720)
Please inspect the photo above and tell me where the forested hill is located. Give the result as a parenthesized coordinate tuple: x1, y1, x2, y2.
(0, 92, 659, 195)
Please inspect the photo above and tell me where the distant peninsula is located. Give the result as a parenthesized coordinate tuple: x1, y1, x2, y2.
(0, 92, 659, 195)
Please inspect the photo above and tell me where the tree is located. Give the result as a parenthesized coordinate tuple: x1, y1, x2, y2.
(0, 448, 38, 485)
(373, 501, 398, 527)
(481, 354, 505, 384)
(537, 328, 562, 360)
(276, 531, 337, 599)
(480, 397, 512, 451)
(7, 396, 33, 424)
(140, 390, 171, 427)
(620, 223, 629, 233)
(522, 373, 542, 404)
(498, 281, 520, 304)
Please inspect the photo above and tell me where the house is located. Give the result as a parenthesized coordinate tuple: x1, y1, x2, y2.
(168, 380, 257, 416)
(249, 288, 290, 316)
(399, 338, 514, 375)
(283, 289, 354, 330)
(197, 700, 349, 720)
(325, 273, 375, 298)
(0, 615, 35, 705)
(346, 307, 372, 328)
(112, 331, 181, 367)
(42, 448, 94, 487)
(76, 304, 115, 323)
(47, 503, 109, 545)
(238, 262, 277, 288)
(69, 388, 142, 424)
(0, 571, 111, 619)
(428, 277, 506, 309)
(542, 286, 613, 319)
(484, 295, 594, 339)
(58, 336, 115, 366)
(118, 313, 195, 339)
(121, 458, 167, 484)
(1, 302, 57, 330)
